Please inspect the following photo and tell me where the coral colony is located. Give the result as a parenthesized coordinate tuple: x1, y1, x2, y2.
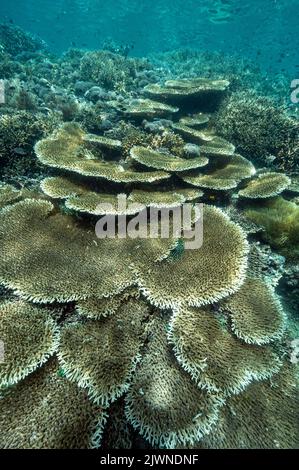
(0, 23, 298, 450)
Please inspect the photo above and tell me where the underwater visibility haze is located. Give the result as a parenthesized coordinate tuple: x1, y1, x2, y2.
(0, 0, 298, 450)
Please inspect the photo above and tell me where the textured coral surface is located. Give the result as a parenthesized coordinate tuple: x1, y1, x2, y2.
(0, 24, 298, 450)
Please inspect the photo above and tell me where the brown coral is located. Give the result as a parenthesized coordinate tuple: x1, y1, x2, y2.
(221, 277, 287, 345)
(168, 305, 281, 396)
(35, 124, 171, 184)
(0, 183, 23, 209)
(133, 205, 249, 309)
(130, 146, 208, 172)
(0, 358, 107, 449)
(199, 365, 299, 449)
(125, 315, 222, 448)
(180, 154, 255, 190)
(0, 301, 58, 387)
(238, 172, 291, 199)
(58, 298, 149, 406)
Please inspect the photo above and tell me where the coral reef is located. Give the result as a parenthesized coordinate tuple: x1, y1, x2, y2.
(0, 300, 58, 387)
(220, 277, 286, 345)
(215, 92, 299, 171)
(58, 298, 149, 406)
(0, 24, 46, 56)
(130, 145, 208, 172)
(0, 358, 106, 449)
(125, 315, 222, 448)
(198, 365, 299, 449)
(180, 154, 255, 190)
(0, 110, 61, 180)
(238, 172, 291, 199)
(169, 306, 281, 395)
(79, 50, 150, 92)
(0, 24, 298, 449)
(244, 197, 299, 260)
(0, 183, 23, 209)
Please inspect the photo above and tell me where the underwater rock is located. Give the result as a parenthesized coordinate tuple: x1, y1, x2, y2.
(182, 143, 201, 158)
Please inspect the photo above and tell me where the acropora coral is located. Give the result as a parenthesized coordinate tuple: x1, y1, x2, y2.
(215, 91, 299, 171)
(244, 196, 299, 260)
(0, 26, 298, 449)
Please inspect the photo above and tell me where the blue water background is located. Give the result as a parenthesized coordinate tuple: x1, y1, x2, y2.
(0, 0, 298, 76)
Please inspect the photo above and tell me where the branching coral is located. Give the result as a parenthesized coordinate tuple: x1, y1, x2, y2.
(215, 91, 299, 171)
(0, 24, 46, 56)
(79, 50, 148, 92)
(0, 111, 60, 160)
(199, 365, 299, 449)
(132, 205, 249, 309)
(110, 121, 186, 158)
